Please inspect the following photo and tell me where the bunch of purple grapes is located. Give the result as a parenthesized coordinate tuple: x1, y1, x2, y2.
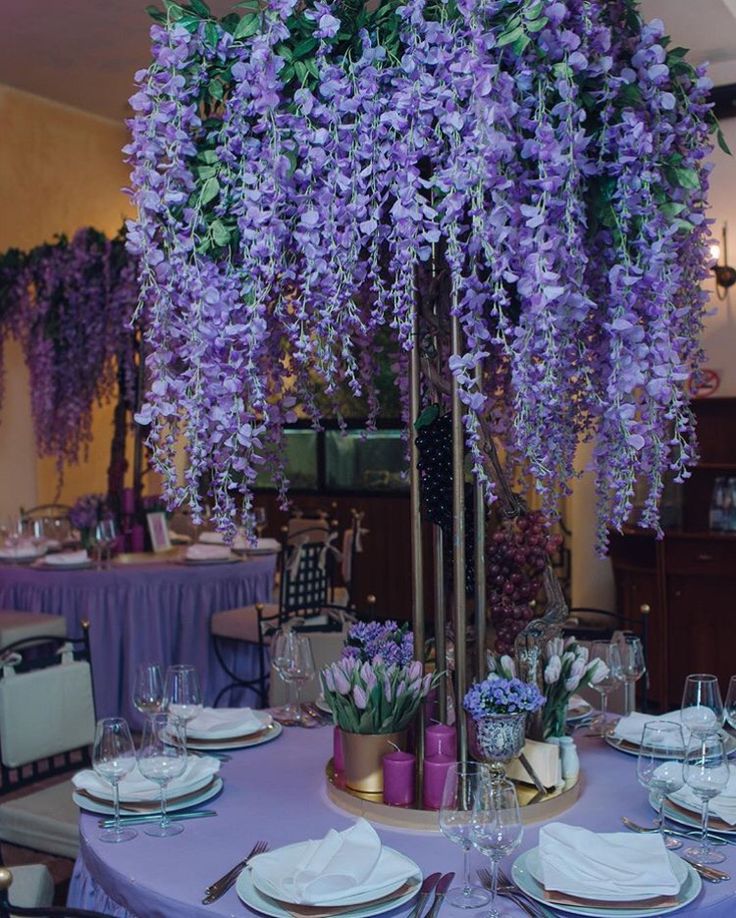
(488, 511, 560, 654)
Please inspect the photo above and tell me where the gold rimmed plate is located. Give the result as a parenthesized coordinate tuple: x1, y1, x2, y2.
(187, 720, 283, 751)
(74, 776, 223, 816)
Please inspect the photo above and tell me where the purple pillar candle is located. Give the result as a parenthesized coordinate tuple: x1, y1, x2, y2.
(382, 749, 415, 807)
(122, 487, 136, 515)
(425, 723, 456, 758)
(423, 687, 439, 723)
(423, 754, 454, 810)
(333, 727, 344, 774)
(130, 524, 145, 553)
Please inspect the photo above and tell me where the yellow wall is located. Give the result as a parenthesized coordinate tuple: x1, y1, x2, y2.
(0, 84, 133, 516)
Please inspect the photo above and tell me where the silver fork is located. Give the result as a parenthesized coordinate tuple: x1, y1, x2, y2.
(498, 867, 556, 918)
(477, 867, 549, 918)
(202, 839, 269, 904)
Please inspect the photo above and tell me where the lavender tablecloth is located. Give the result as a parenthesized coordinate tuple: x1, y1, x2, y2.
(0, 556, 276, 721)
(68, 727, 736, 917)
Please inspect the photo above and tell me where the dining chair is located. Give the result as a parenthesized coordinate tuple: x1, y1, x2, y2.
(0, 611, 67, 650)
(0, 624, 95, 859)
(210, 529, 346, 707)
(0, 864, 107, 918)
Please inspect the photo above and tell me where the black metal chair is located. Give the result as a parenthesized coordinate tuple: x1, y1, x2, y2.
(210, 529, 345, 707)
(0, 864, 107, 918)
(0, 624, 95, 858)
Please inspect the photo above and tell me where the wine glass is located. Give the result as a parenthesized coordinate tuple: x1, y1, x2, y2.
(92, 717, 137, 843)
(588, 640, 623, 736)
(636, 721, 685, 850)
(254, 507, 267, 539)
(164, 664, 202, 743)
(137, 714, 188, 837)
(133, 663, 164, 716)
(95, 518, 118, 568)
(271, 626, 298, 720)
(681, 674, 723, 738)
(439, 762, 491, 908)
(724, 675, 736, 732)
(618, 634, 646, 716)
(683, 734, 730, 865)
(270, 630, 314, 724)
(470, 776, 523, 918)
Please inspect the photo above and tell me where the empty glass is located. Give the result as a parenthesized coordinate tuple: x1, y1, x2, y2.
(271, 630, 315, 723)
(164, 664, 203, 743)
(439, 762, 491, 908)
(724, 675, 736, 731)
(92, 717, 137, 843)
(683, 734, 730, 865)
(95, 518, 118, 568)
(636, 721, 685, 850)
(470, 777, 523, 918)
(618, 634, 646, 716)
(681, 674, 723, 737)
(133, 663, 164, 716)
(588, 640, 623, 736)
(137, 714, 188, 837)
(254, 507, 267, 538)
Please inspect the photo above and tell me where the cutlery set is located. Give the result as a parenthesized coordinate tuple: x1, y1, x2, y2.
(203, 839, 270, 904)
(622, 815, 732, 846)
(478, 867, 553, 918)
(407, 872, 454, 918)
(98, 809, 217, 829)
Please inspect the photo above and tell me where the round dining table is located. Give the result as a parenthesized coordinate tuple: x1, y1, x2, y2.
(67, 725, 735, 917)
(0, 555, 276, 721)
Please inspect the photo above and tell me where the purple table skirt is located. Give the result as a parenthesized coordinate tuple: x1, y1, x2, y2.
(0, 556, 275, 721)
(68, 728, 736, 917)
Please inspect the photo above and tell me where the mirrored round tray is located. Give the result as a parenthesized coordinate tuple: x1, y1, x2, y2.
(324, 759, 582, 831)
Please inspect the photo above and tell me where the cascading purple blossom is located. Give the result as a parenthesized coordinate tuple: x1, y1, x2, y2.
(127, 0, 716, 549)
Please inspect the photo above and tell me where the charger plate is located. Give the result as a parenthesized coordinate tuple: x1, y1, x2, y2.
(237, 856, 421, 918)
(649, 791, 736, 835)
(511, 847, 700, 917)
(187, 721, 282, 751)
(605, 731, 736, 759)
(33, 560, 92, 571)
(74, 776, 223, 816)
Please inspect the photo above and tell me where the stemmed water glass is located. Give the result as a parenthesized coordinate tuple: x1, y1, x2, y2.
(589, 640, 623, 736)
(681, 674, 724, 737)
(439, 762, 491, 908)
(683, 734, 730, 865)
(164, 664, 202, 744)
(137, 714, 188, 836)
(618, 634, 646, 716)
(254, 507, 267, 539)
(271, 626, 298, 720)
(95, 518, 118, 568)
(133, 663, 164, 716)
(724, 676, 736, 732)
(271, 630, 315, 723)
(92, 717, 137, 843)
(470, 776, 523, 918)
(636, 721, 685, 850)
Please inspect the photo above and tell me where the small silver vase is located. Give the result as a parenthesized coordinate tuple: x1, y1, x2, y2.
(467, 712, 527, 781)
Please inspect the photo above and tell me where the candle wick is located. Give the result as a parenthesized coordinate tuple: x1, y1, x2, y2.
(388, 741, 401, 752)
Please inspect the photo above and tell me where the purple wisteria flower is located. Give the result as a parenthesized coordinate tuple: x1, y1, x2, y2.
(464, 677, 545, 720)
(69, 494, 111, 531)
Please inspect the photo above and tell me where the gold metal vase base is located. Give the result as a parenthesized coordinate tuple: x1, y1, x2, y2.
(340, 730, 407, 795)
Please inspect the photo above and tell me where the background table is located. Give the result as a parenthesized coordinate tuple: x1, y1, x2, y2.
(0, 556, 276, 721)
(67, 727, 736, 917)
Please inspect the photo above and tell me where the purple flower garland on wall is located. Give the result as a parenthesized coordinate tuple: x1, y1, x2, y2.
(126, 0, 717, 549)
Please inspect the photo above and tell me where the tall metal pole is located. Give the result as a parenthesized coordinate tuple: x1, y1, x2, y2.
(474, 362, 487, 682)
(451, 312, 467, 766)
(433, 526, 447, 722)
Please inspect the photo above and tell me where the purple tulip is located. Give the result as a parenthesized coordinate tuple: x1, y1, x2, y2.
(322, 667, 335, 693)
(333, 666, 351, 696)
(353, 685, 368, 710)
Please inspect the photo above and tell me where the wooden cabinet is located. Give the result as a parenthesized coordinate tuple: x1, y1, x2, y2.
(610, 398, 736, 711)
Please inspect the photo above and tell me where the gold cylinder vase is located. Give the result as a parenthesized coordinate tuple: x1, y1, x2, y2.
(340, 730, 407, 795)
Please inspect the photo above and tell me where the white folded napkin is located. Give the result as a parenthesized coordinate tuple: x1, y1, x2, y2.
(670, 763, 736, 824)
(250, 819, 415, 905)
(187, 706, 270, 740)
(185, 543, 233, 562)
(612, 711, 693, 747)
(539, 823, 680, 901)
(0, 542, 45, 559)
(42, 550, 89, 566)
(72, 755, 220, 802)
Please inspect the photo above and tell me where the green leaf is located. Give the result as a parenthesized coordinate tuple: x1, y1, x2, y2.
(414, 404, 440, 430)
(277, 43, 293, 61)
(211, 220, 231, 248)
(294, 60, 308, 84)
(234, 12, 260, 40)
(669, 46, 689, 59)
(163, 1, 186, 20)
(220, 13, 240, 33)
(209, 79, 224, 101)
(145, 5, 167, 24)
(189, 0, 211, 15)
(511, 33, 531, 54)
(661, 202, 685, 218)
(523, 0, 544, 19)
(180, 13, 200, 31)
(718, 127, 733, 156)
(200, 149, 219, 164)
(673, 218, 695, 232)
(204, 21, 219, 48)
(201, 176, 220, 205)
(673, 167, 700, 190)
(305, 58, 319, 80)
(497, 25, 524, 47)
(293, 37, 318, 59)
(526, 16, 548, 32)
(197, 165, 217, 178)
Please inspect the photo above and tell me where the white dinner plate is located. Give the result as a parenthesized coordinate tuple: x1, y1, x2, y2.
(180, 555, 240, 565)
(605, 730, 736, 759)
(187, 720, 283, 751)
(315, 695, 332, 716)
(237, 856, 421, 917)
(74, 776, 223, 816)
(649, 791, 736, 835)
(187, 709, 273, 742)
(511, 847, 700, 917)
(567, 698, 593, 722)
(0, 553, 44, 564)
(33, 560, 92, 571)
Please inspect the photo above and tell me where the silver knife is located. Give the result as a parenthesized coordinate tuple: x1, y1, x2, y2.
(406, 872, 442, 918)
(98, 810, 216, 828)
(424, 872, 454, 918)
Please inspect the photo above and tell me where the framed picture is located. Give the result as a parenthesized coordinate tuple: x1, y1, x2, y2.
(146, 511, 171, 553)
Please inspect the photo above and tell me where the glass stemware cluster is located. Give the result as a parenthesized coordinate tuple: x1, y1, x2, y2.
(440, 764, 523, 918)
(94, 663, 203, 842)
(271, 627, 315, 723)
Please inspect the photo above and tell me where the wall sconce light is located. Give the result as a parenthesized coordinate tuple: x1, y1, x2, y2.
(712, 223, 736, 299)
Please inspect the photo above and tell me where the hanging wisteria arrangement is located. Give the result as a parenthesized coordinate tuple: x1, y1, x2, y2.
(127, 0, 718, 548)
(0, 229, 139, 475)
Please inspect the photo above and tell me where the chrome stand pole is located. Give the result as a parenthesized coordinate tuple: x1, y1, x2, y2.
(433, 526, 447, 722)
(451, 312, 467, 766)
(474, 362, 486, 682)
